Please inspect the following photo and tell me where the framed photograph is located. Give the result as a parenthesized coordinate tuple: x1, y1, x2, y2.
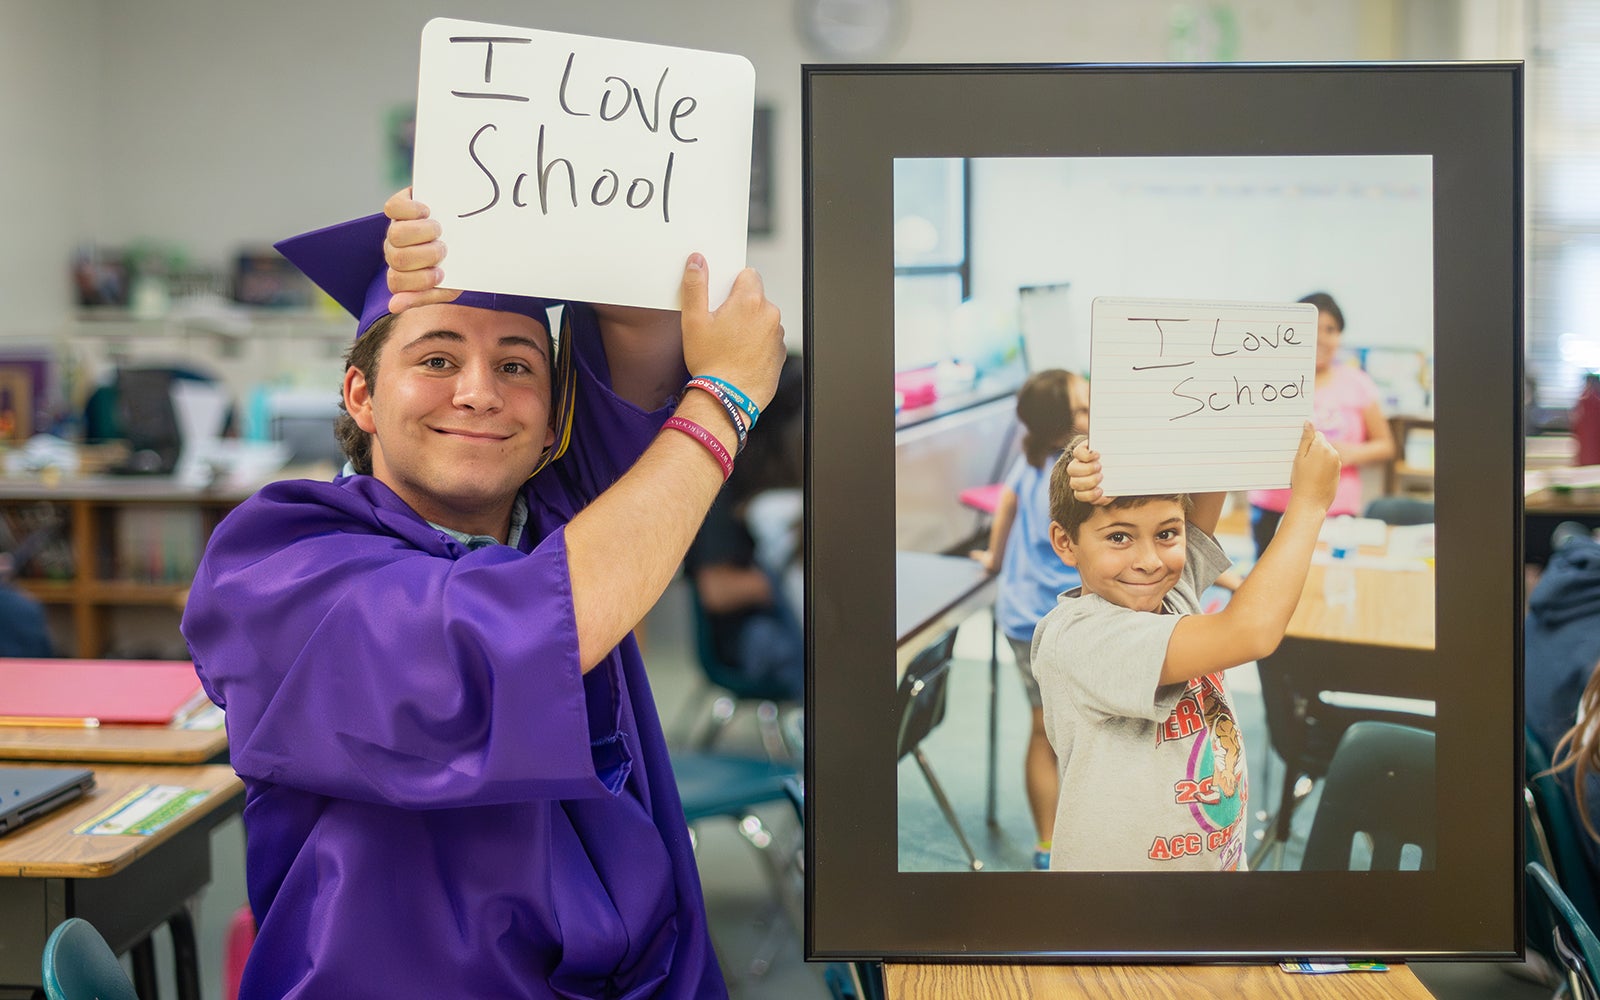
(804, 62, 1522, 961)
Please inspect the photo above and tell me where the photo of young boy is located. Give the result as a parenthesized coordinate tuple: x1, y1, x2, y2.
(1033, 422, 1339, 871)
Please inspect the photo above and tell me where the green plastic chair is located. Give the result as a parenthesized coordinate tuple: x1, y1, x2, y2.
(1525, 727, 1600, 962)
(1527, 861, 1600, 1000)
(40, 917, 139, 1000)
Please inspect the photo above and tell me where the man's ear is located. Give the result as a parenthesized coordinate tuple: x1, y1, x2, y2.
(343, 367, 377, 434)
(1050, 521, 1078, 567)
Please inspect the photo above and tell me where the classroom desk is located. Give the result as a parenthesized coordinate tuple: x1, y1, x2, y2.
(896, 551, 1001, 827)
(885, 961, 1436, 998)
(0, 722, 227, 765)
(1526, 486, 1600, 566)
(0, 762, 243, 1000)
(1286, 556, 1436, 650)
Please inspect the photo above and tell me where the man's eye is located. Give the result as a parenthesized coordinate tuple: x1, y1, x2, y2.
(423, 357, 451, 370)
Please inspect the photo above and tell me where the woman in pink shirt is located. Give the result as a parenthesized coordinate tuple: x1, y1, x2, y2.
(1247, 293, 1396, 557)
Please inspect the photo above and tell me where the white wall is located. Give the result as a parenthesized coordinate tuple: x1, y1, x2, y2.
(3, 0, 1472, 388)
(0, 1, 102, 335)
(4, 0, 1436, 356)
(967, 156, 1435, 376)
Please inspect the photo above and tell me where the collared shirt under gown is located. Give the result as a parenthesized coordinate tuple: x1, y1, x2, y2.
(180, 304, 724, 1000)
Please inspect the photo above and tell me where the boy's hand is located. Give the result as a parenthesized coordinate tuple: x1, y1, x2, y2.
(383, 187, 462, 314)
(1066, 441, 1111, 506)
(1289, 421, 1341, 512)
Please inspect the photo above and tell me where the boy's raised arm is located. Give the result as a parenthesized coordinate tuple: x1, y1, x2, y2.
(1159, 422, 1340, 686)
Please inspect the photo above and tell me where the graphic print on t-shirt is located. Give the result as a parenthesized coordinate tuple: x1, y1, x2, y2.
(1151, 673, 1248, 868)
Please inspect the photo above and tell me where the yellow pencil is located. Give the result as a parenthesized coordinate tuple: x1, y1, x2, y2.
(0, 715, 101, 729)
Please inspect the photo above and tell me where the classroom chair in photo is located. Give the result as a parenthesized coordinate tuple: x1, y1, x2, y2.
(1299, 721, 1435, 871)
(1363, 495, 1435, 526)
(40, 917, 140, 1000)
(1528, 861, 1600, 1000)
(670, 748, 801, 979)
(1524, 726, 1600, 968)
(1251, 643, 1434, 869)
(670, 579, 799, 762)
(896, 626, 984, 871)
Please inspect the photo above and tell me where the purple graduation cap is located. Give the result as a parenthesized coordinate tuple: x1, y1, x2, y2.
(273, 212, 558, 337)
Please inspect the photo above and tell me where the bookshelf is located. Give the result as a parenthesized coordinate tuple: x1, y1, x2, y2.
(0, 478, 251, 658)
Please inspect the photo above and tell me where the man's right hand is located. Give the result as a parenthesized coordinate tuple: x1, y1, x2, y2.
(678, 254, 786, 412)
(383, 188, 462, 314)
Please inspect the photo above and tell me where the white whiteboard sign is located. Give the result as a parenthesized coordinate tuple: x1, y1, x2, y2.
(1089, 297, 1318, 495)
(412, 18, 754, 309)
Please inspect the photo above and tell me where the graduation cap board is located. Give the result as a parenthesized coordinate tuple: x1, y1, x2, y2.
(411, 18, 755, 311)
(1088, 297, 1318, 496)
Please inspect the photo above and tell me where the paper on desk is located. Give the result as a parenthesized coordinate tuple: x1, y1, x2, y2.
(1385, 523, 1435, 560)
(1317, 516, 1388, 548)
(1312, 551, 1430, 572)
(75, 784, 211, 837)
(1280, 962, 1389, 974)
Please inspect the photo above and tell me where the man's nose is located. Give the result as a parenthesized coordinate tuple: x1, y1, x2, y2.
(453, 363, 504, 411)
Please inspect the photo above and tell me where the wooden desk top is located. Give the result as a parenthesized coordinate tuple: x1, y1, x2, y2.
(0, 722, 227, 764)
(0, 762, 242, 878)
(1284, 525, 1435, 650)
(1526, 487, 1600, 517)
(1287, 561, 1435, 650)
(886, 962, 1435, 998)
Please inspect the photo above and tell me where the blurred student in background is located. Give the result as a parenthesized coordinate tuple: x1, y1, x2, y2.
(1247, 292, 1394, 558)
(683, 355, 805, 703)
(1531, 526, 1600, 882)
(968, 369, 1089, 869)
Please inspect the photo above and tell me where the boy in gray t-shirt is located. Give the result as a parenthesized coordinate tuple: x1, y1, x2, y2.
(1032, 423, 1339, 871)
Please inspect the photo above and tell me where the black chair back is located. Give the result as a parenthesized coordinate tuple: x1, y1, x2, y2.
(895, 628, 959, 761)
(1301, 721, 1435, 870)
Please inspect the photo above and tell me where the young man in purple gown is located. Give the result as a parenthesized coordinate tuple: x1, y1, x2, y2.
(180, 189, 785, 998)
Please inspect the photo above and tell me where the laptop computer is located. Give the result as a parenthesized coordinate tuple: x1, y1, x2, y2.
(0, 765, 96, 837)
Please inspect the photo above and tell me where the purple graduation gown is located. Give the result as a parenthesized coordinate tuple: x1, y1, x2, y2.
(181, 306, 725, 999)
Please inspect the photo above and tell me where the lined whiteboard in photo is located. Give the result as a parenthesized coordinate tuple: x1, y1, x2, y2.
(1089, 297, 1318, 496)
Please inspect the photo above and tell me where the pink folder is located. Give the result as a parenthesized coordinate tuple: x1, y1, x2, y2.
(0, 658, 207, 725)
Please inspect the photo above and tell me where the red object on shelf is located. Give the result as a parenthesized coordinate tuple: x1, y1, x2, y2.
(959, 483, 1004, 515)
(0, 658, 205, 724)
(894, 367, 939, 410)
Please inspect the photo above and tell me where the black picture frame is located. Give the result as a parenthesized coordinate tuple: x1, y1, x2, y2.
(803, 62, 1523, 962)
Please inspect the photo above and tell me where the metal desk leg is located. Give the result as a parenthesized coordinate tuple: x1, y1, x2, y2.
(169, 908, 201, 1000)
(130, 937, 160, 1000)
(987, 613, 999, 828)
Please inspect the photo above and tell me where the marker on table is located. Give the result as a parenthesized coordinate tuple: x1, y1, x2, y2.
(0, 715, 102, 729)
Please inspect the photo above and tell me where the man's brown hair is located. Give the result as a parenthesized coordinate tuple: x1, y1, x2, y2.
(334, 313, 395, 476)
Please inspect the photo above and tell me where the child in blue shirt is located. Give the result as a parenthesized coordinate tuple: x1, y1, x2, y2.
(969, 369, 1088, 868)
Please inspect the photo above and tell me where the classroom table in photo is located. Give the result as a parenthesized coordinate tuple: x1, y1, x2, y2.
(896, 550, 1002, 827)
(0, 762, 243, 1000)
(1286, 529, 1436, 652)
